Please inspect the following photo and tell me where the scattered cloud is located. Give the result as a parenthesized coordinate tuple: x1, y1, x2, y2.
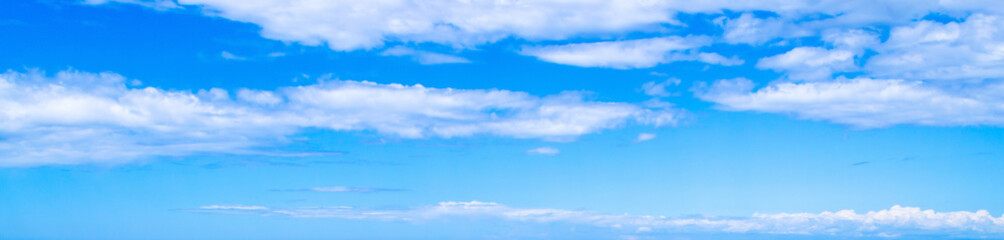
(526, 147, 560, 155)
(83, 0, 180, 10)
(220, 51, 246, 60)
(756, 47, 857, 81)
(191, 201, 1004, 238)
(694, 77, 1004, 128)
(634, 133, 657, 143)
(0, 69, 680, 166)
(641, 78, 682, 97)
(98, 1, 1004, 52)
(380, 46, 470, 65)
(717, 13, 790, 45)
(521, 36, 741, 69)
(865, 14, 1004, 81)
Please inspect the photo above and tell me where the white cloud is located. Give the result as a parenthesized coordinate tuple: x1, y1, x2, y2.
(717, 13, 790, 45)
(236, 89, 282, 105)
(220, 51, 246, 60)
(634, 133, 656, 143)
(521, 36, 741, 69)
(83, 0, 180, 10)
(751, 14, 1004, 83)
(192, 201, 1004, 238)
(641, 79, 681, 97)
(756, 47, 857, 81)
(92, 0, 1004, 52)
(752, 29, 877, 81)
(866, 14, 1004, 81)
(718, 14, 1004, 127)
(526, 147, 559, 155)
(821, 29, 881, 52)
(380, 46, 470, 65)
(166, 0, 683, 51)
(0, 69, 680, 166)
(694, 77, 1004, 128)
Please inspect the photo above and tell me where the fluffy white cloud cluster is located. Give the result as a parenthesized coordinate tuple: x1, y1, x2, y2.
(0, 70, 678, 166)
(716, 14, 1004, 127)
(78, 0, 1004, 127)
(162, 0, 681, 51)
(754, 14, 1004, 82)
(866, 14, 1004, 81)
(521, 36, 742, 69)
(756, 47, 857, 81)
(695, 78, 1004, 128)
(195, 201, 1004, 238)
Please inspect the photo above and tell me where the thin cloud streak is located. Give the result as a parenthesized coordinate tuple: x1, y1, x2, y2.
(190, 201, 1004, 238)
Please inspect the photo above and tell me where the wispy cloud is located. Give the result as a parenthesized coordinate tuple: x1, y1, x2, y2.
(521, 37, 742, 69)
(191, 201, 1004, 238)
(380, 46, 469, 65)
(525, 147, 560, 155)
(220, 51, 247, 60)
(694, 77, 1004, 128)
(634, 133, 657, 143)
(0, 69, 679, 166)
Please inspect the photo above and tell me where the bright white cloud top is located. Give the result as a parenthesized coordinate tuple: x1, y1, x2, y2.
(521, 36, 742, 69)
(4, 1, 1004, 239)
(194, 201, 1004, 238)
(0, 70, 678, 166)
(83, 0, 1004, 130)
(91, 0, 1004, 51)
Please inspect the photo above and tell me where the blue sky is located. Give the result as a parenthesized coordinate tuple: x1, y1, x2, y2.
(2, 1, 1004, 239)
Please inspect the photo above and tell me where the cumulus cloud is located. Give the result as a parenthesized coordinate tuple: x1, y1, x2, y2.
(753, 14, 1004, 83)
(0, 70, 681, 166)
(866, 14, 1004, 81)
(192, 201, 1004, 238)
(525, 147, 559, 155)
(158, 0, 683, 51)
(380, 46, 470, 65)
(75, 1, 1004, 128)
(756, 47, 857, 81)
(719, 13, 1004, 127)
(521, 36, 741, 69)
(717, 13, 791, 45)
(694, 77, 1004, 128)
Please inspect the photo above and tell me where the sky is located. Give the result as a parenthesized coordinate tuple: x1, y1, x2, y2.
(2, 0, 1004, 239)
